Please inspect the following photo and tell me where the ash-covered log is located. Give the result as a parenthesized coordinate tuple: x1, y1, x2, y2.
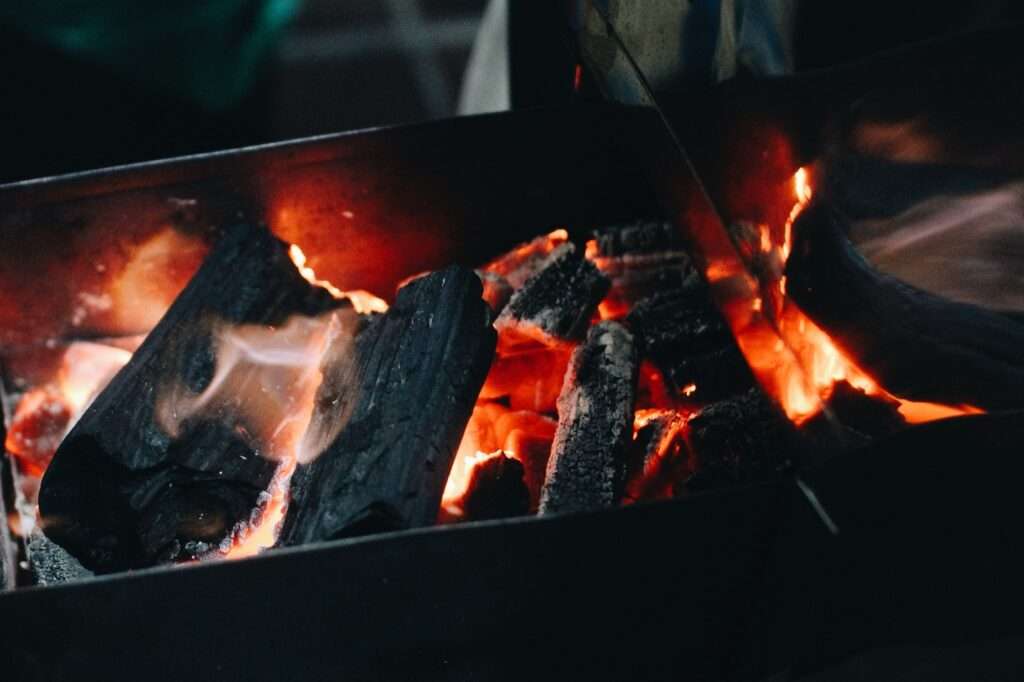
(480, 229, 569, 289)
(539, 321, 638, 515)
(681, 389, 795, 494)
(627, 289, 754, 401)
(459, 453, 530, 522)
(278, 266, 495, 546)
(589, 219, 680, 257)
(494, 243, 610, 349)
(786, 202, 1024, 410)
(38, 223, 344, 573)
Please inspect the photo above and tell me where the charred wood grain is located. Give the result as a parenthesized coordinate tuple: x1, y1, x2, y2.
(38, 223, 344, 573)
(278, 266, 496, 546)
(623, 410, 689, 504)
(627, 289, 754, 400)
(494, 243, 609, 347)
(681, 389, 795, 494)
(786, 203, 1024, 410)
(539, 321, 638, 515)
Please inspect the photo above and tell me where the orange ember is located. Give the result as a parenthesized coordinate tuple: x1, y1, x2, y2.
(722, 167, 980, 425)
(289, 244, 389, 314)
(223, 459, 295, 559)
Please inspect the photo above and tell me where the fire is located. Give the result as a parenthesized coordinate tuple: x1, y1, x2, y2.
(289, 244, 389, 314)
(724, 167, 981, 425)
(222, 458, 295, 559)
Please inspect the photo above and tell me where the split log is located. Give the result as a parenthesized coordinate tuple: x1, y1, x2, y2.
(38, 223, 345, 573)
(459, 453, 530, 522)
(494, 243, 610, 349)
(627, 289, 754, 401)
(278, 266, 496, 546)
(538, 321, 638, 515)
(786, 202, 1024, 410)
(480, 229, 569, 290)
(681, 388, 795, 493)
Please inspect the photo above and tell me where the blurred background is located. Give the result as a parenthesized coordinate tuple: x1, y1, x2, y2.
(0, 0, 492, 183)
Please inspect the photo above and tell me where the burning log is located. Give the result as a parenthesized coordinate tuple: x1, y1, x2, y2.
(38, 223, 345, 573)
(539, 321, 638, 515)
(458, 453, 530, 522)
(681, 389, 794, 493)
(494, 243, 610, 350)
(588, 220, 700, 319)
(278, 266, 496, 546)
(627, 289, 754, 401)
(480, 228, 569, 289)
(623, 409, 690, 504)
(477, 270, 514, 314)
(800, 380, 906, 450)
(786, 202, 1024, 410)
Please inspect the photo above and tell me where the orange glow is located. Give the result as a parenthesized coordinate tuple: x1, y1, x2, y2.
(222, 458, 295, 559)
(723, 167, 981, 426)
(289, 244, 389, 314)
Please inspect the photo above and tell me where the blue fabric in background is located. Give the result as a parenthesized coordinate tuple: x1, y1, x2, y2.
(0, 0, 301, 111)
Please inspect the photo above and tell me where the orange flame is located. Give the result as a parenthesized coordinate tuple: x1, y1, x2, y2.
(289, 244, 388, 314)
(725, 167, 981, 425)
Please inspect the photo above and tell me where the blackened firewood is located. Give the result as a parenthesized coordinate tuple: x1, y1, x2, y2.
(0, 470, 13, 590)
(460, 454, 530, 521)
(627, 289, 754, 400)
(539, 321, 638, 515)
(681, 388, 794, 493)
(590, 219, 680, 257)
(494, 243, 610, 348)
(278, 266, 496, 546)
(38, 223, 344, 573)
(481, 229, 569, 289)
(786, 202, 1024, 410)
(824, 381, 905, 438)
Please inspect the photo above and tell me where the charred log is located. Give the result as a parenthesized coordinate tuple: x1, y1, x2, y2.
(26, 529, 92, 586)
(627, 289, 754, 401)
(539, 321, 638, 515)
(590, 219, 681, 257)
(801, 380, 906, 447)
(477, 270, 514, 314)
(38, 223, 344, 573)
(480, 229, 569, 289)
(681, 389, 794, 494)
(278, 266, 495, 546)
(494, 243, 610, 349)
(623, 410, 689, 504)
(460, 454, 530, 521)
(786, 202, 1024, 410)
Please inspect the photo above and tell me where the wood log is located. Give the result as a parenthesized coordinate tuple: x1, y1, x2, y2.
(38, 223, 345, 573)
(786, 202, 1024, 409)
(494, 243, 609, 350)
(538, 321, 638, 515)
(627, 289, 754, 401)
(480, 229, 569, 289)
(589, 219, 680, 257)
(623, 410, 689, 504)
(459, 453, 530, 522)
(278, 266, 496, 546)
(800, 380, 906, 451)
(681, 388, 795, 494)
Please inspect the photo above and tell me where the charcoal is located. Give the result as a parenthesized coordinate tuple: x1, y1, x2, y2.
(26, 529, 92, 586)
(0, 470, 13, 590)
(494, 243, 610, 348)
(627, 289, 754, 400)
(787, 202, 1024, 410)
(623, 410, 689, 504)
(480, 229, 569, 289)
(38, 223, 345, 573)
(681, 388, 794, 493)
(799, 381, 907, 453)
(278, 266, 496, 546)
(539, 321, 638, 515)
(460, 454, 530, 521)
(590, 219, 681, 257)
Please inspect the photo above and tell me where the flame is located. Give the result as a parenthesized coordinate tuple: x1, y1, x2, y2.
(289, 244, 388, 314)
(724, 167, 981, 425)
(222, 458, 295, 559)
